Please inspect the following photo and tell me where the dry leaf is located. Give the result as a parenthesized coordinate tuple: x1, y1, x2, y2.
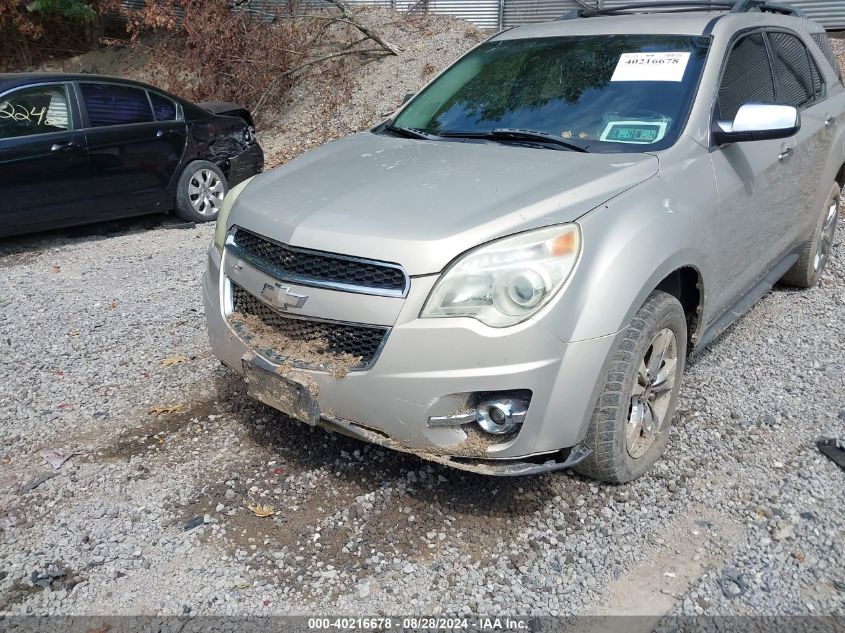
(109, 300, 118, 309)
(160, 355, 188, 367)
(87, 625, 111, 633)
(147, 405, 183, 416)
(52, 265, 61, 273)
(41, 448, 79, 470)
(68, 330, 80, 336)
(247, 503, 275, 518)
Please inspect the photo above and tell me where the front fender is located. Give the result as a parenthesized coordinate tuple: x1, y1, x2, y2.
(542, 144, 719, 343)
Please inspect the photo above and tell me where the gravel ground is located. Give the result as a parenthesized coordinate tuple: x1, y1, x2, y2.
(0, 207, 842, 620)
(0, 17, 843, 624)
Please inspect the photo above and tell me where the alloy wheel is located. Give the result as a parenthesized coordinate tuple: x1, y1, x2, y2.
(188, 169, 225, 216)
(626, 328, 679, 459)
(814, 195, 839, 273)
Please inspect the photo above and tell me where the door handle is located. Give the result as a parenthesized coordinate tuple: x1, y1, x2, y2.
(50, 141, 80, 153)
(778, 147, 793, 161)
(156, 129, 177, 138)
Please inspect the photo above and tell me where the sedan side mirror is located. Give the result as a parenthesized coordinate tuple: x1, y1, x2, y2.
(713, 103, 800, 145)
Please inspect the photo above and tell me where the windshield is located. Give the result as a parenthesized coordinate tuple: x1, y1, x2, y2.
(392, 35, 710, 152)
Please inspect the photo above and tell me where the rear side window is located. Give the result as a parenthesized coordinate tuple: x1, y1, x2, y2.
(810, 32, 842, 79)
(0, 84, 71, 139)
(768, 32, 821, 108)
(148, 91, 177, 121)
(718, 33, 775, 121)
(81, 83, 153, 127)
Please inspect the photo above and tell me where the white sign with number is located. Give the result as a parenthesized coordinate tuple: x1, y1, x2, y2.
(611, 52, 691, 82)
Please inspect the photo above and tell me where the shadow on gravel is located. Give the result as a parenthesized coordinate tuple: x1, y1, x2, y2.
(687, 281, 826, 368)
(173, 371, 579, 589)
(95, 397, 223, 463)
(0, 213, 191, 264)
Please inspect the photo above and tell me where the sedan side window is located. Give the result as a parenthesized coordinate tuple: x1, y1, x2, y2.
(148, 91, 178, 121)
(0, 85, 71, 139)
(717, 33, 776, 122)
(80, 83, 154, 127)
(768, 32, 823, 108)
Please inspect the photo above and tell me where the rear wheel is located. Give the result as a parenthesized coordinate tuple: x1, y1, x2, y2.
(174, 160, 228, 223)
(781, 182, 840, 288)
(575, 291, 687, 483)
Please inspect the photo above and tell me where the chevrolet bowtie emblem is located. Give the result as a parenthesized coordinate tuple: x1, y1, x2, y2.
(260, 282, 308, 311)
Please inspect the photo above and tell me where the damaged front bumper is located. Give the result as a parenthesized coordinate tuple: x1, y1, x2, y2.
(203, 244, 615, 476)
(225, 142, 264, 188)
(241, 351, 591, 476)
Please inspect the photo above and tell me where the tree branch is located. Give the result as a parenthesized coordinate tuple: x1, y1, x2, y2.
(323, 0, 400, 56)
(253, 48, 390, 117)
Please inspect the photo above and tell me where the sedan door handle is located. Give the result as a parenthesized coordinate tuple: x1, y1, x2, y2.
(156, 129, 177, 138)
(778, 147, 793, 161)
(50, 141, 80, 153)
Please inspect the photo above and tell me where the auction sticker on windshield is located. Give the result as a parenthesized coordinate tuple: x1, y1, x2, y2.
(611, 52, 691, 82)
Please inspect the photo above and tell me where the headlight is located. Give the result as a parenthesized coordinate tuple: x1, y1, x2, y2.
(213, 176, 255, 253)
(421, 224, 581, 327)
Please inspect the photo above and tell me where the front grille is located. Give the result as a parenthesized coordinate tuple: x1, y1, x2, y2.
(229, 283, 388, 371)
(229, 228, 407, 296)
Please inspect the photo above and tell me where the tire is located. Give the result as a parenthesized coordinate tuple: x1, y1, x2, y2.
(575, 291, 688, 483)
(780, 182, 840, 288)
(174, 160, 228, 223)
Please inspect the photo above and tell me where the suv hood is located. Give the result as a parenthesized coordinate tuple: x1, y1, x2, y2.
(230, 132, 657, 276)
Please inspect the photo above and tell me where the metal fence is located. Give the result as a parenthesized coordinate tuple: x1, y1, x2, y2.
(150, 0, 503, 29)
(122, 0, 845, 30)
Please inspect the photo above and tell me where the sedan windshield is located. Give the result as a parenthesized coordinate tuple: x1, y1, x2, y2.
(392, 35, 710, 153)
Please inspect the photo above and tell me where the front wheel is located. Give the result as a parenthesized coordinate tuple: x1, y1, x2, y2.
(575, 290, 687, 483)
(174, 160, 228, 223)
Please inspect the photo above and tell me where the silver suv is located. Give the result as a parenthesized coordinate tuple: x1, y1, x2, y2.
(203, 1, 843, 481)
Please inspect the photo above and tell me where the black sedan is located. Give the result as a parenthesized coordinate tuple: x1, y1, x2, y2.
(0, 73, 264, 237)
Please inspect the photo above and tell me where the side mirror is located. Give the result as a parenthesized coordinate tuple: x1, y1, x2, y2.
(401, 92, 415, 105)
(713, 103, 800, 145)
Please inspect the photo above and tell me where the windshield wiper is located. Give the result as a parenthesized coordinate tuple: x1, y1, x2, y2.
(383, 124, 441, 140)
(488, 128, 589, 152)
(441, 128, 588, 152)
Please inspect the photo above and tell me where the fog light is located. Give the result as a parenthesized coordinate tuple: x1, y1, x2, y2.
(477, 398, 527, 435)
(489, 406, 506, 425)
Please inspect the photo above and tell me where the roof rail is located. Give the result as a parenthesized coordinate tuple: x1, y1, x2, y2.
(559, 0, 806, 20)
(730, 0, 806, 16)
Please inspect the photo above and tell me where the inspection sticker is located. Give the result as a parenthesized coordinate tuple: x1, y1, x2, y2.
(611, 52, 691, 82)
